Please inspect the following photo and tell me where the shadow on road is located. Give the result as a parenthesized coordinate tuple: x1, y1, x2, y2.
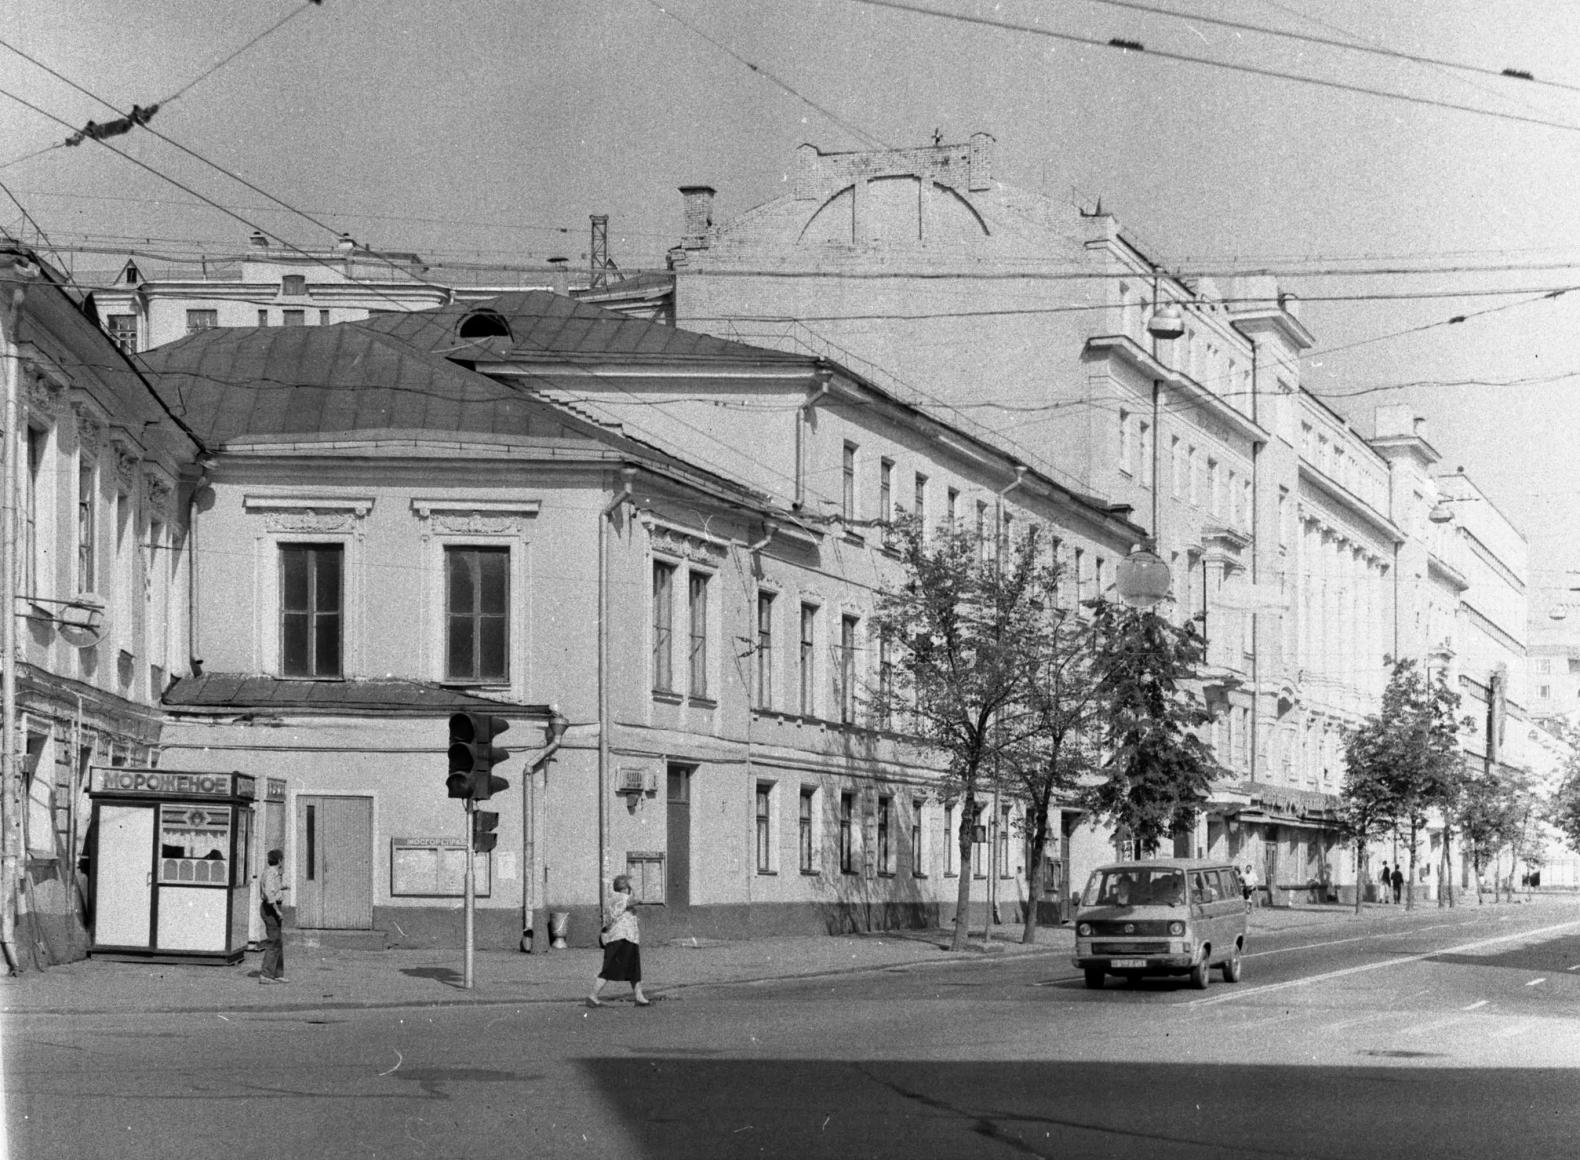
(398, 965, 465, 988)
(578, 1056, 1580, 1159)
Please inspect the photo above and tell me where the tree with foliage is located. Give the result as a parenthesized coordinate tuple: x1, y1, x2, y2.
(1342, 658, 1464, 911)
(997, 570, 1106, 946)
(1456, 766, 1522, 904)
(1546, 722, 1580, 863)
(1339, 752, 1397, 916)
(1081, 599, 1223, 855)
(871, 515, 1057, 952)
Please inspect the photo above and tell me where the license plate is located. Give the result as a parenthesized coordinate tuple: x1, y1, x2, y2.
(1110, 958, 1148, 969)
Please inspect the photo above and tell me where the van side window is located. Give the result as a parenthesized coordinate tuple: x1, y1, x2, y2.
(1203, 870, 1224, 901)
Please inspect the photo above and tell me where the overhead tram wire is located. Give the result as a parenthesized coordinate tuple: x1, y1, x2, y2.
(0, 33, 462, 303)
(847, 0, 1580, 136)
(1070, 0, 1580, 97)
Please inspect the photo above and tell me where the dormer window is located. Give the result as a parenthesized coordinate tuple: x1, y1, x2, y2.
(281, 275, 307, 296)
(457, 309, 512, 341)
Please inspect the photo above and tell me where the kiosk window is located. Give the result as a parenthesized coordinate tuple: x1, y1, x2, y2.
(159, 805, 231, 885)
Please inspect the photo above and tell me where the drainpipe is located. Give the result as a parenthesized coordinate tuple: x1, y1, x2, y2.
(522, 705, 568, 952)
(0, 251, 37, 976)
(187, 455, 215, 674)
(795, 368, 833, 510)
(597, 467, 636, 916)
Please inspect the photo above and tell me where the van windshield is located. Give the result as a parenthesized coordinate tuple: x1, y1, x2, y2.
(1083, 868, 1187, 908)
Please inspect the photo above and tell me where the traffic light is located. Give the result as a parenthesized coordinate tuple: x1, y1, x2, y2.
(448, 712, 512, 801)
(472, 809, 500, 854)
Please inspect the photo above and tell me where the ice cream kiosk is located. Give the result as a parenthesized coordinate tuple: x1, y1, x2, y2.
(86, 767, 256, 963)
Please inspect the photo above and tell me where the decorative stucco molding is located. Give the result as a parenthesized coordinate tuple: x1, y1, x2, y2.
(243, 494, 375, 535)
(409, 498, 539, 538)
(640, 514, 728, 564)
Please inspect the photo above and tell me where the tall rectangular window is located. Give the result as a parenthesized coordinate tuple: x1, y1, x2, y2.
(280, 544, 343, 677)
(879, 458, 893, 521)
(798, 603, 816, 715)
(1118, 407, 1133, 473)
(911, 799, 925, 877)
(877, 629, 893, 729)
(877, 796, 893, 875)
(842, 442, 857, 520)
(913, 473, 927, 527)
(835, 615, 859, 724)
(756, 784, 772, 874)
(281, 275, 307, 296)
(444, 546, 508, 682)
(281, 309, 306, 327)
(25, 427, 44, 596)
(946, 487, 959, 524)
(944, 803, 958, 876)
(799, 788, 815, 873)
(1208, 458, 1222, 515)
(77, 459, 96, 593)
(755, 591, 774, 707)
(1188, 446, 1200, 505)
(998, 806, 1012, 878)
(1138, 420, 1153, 487)
(1073, 548, 1085, 604)
(652, 562, 675, 693)
(257, 309, 268, 327)
(1170, 435, 1183, 497)
(688, 571, 710, 697)
(185, 309, 217, 333)
(839, 792, 854, 874)
(976, 500, 989, 560)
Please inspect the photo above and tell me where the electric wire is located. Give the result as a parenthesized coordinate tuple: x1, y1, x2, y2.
(848, 0, 1580, 135)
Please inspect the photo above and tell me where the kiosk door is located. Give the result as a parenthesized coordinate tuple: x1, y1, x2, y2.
(95, 804, 154, 948)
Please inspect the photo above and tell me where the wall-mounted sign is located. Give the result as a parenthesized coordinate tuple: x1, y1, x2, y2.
(90, 768, 255, 800)
(390, 837, 491, 898)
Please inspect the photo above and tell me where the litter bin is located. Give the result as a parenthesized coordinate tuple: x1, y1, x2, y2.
(550, 911, 571, 950)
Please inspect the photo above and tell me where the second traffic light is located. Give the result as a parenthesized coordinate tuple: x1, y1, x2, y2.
(472, 809, 500, 854)
(448, 712, 512, 800)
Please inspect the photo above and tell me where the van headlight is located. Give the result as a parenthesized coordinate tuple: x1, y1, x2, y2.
(1077, 922, 1092, 937)
(1169, 921, 1185, 936)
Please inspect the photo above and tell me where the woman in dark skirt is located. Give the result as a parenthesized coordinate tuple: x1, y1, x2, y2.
(587, 874, 650, 1007)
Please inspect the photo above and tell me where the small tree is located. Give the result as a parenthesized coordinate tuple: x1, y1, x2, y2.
(1082, 599, 1223, 854)
(1546, 723, 1580, 860)
(999, 576, 1106, 945)
(1457, 766, 1520, 904)
(872, 515, 1054, 951)
(1342, 658, 1463, 911)
(1339, 756, 1397, 915)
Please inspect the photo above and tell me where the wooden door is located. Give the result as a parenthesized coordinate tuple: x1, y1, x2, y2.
(295, 796, 373, 929)
(665, 766, 691, 911)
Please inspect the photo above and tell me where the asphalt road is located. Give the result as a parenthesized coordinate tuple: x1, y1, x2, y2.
(7, 903, 1580, 1160)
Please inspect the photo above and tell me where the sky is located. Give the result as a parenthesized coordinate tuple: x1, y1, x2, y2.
(3, 0, 1580, 612)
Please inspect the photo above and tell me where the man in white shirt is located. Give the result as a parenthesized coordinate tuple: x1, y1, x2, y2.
(260, 848, 288, 983)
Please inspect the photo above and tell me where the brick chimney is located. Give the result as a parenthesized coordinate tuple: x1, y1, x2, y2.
(547, 256, 569, 296)
(679, 185, 716, 249)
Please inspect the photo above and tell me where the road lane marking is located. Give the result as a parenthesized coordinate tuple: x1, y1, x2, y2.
(1247, 935, 1372, 957)
(1526, 978, 1546, 986)
(1186, 919, 1580, 1007)
(1462, 1000, 1488, 1010)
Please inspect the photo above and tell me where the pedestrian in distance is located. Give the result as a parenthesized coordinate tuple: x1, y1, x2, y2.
(587, 874, 650, 1008)
(259, 848, 288, 983)
(1391, 864, 1404, 905)
(1377, 862, 1390, 905)
(1242, 863, 1259, 909)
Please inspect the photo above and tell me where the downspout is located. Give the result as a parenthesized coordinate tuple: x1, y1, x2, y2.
(522, 706, 568, 951)
(597, 467, 636, 915)
(989, 467, 1025, 930)
(742, 519, 775, 913)
(795, 368, 833, 510)
(1248, 337, 1260, 791)
(187, 456, 215, 674)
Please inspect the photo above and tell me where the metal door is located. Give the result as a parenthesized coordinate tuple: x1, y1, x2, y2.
(666, 766, 691, 910)
(94, 804, 154, 947)
(295, 796, 373, 929)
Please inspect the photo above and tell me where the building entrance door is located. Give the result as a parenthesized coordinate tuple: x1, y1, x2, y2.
(666, 765, 692, 911)
(295, 796, 373, 929)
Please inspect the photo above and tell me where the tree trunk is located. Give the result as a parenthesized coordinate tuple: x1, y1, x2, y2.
(1022, 804, 1050, 945)
(1473, 850, 1484, 904)
(1438, 824, 1454, 908)
(951, 793, 975, 952)
(1353, 839, 1364, 916)
(1405, 821, 1418, 911)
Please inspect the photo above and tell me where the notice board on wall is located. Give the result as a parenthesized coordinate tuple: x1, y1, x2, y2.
(390, 837, 491, 897)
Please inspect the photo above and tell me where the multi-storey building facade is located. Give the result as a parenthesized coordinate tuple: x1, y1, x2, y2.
(0, 239, 201, 966)
(664, 132, 1540, 901)
(138, 292, 1144, 947)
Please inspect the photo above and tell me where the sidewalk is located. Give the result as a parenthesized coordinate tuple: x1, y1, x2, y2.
(0, 898, 1534, 1017)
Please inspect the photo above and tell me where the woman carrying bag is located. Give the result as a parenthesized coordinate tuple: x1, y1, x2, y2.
(587, 874, 651, 1007)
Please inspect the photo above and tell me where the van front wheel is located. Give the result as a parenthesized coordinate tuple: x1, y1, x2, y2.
(1189, 956, 1210, 990)
(1084, 968, 1105, 989)
(1221, 946, 1243, 983)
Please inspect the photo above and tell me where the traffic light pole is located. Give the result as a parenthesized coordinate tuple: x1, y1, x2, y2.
(463, 799, 475, 990)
